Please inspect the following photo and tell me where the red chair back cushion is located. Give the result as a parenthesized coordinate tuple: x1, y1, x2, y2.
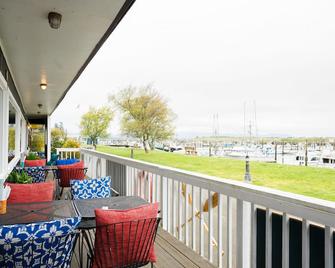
(57, 163, 85, 187)
(93, 203, 159, 267)
(24, 159, 46, 167)
(7, 181, 55, 204)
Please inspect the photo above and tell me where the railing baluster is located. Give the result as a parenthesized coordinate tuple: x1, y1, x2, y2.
(325, 225, 333, 268)
(185, 184, 189, 246)
(218, 193, 223, 268)
(208, 190, 213, 263)
(251, 203, 257, 268)
(178, 181, 183, 241)
(200, 187, 204, 257)
(155, 174, 159, 203)
(192, 185, 196, 251)
(282, 212, 289, 268)
(236, 199, 244, 268)
(226, 196, 232, 268)
(167, 178, 170, 232)
(302, 219, 310, 268)
(160, 175, 165, 229)
(172, 179, 176, 236)
(266, 208, 272, 268)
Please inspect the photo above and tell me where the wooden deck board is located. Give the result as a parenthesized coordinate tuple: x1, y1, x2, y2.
(144, 229, 216, 268)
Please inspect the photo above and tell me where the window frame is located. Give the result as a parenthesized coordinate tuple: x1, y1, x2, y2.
(0, 71, 26, 179)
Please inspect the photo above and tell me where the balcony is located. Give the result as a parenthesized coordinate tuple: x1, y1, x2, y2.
(0, 1, 334, 267)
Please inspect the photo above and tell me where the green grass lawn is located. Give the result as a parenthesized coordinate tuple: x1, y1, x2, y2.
(97, 145, 335, 202)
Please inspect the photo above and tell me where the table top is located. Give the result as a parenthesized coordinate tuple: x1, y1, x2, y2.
(0, 196, 148, 229)
(73, 196, 148, 218)
(0, 200, 77, 225)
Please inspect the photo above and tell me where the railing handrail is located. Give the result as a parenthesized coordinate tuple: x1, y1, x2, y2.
(80, 148, 335, 226)
(56, 148, 80, 152)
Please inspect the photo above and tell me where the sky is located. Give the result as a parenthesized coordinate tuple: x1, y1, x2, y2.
(52, 0, 335, 138)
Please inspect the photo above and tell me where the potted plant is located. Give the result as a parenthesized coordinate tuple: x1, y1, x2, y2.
(6, 170, 55, 204)
(24, 152, 46, 167)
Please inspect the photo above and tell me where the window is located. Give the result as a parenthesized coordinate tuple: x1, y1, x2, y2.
(8, 102, 16, 163)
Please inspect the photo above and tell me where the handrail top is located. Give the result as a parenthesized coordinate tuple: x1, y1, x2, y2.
(56, 148, 80, 151)
(81, 148, 335, 217)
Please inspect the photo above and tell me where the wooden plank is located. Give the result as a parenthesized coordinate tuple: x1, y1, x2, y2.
(144, 242, 184, 268)
(155, 233, 198, 268)
(157, 229, 216, 268)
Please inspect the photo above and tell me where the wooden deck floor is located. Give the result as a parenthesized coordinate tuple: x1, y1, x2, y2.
(144, 229, 215, 268)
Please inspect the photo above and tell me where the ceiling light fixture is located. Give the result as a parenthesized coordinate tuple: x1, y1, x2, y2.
(40, 83, 47, 90)
(48, 12, 62, 29)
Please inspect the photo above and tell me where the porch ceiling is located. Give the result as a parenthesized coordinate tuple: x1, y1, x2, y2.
(0, 0, 133, 117)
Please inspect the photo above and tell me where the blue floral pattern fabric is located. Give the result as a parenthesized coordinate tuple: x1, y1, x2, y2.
(0, 217, 81, 268)
(25, 167, 46, 183)
(70, 176, 111, 200)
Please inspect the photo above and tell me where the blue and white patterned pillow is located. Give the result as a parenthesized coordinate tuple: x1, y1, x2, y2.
(0, 217, 81, 268)
(70, 176, 111, 200)
(25, 167, 46, 183)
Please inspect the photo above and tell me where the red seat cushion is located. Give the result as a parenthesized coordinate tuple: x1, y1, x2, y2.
(24, 159, 46, 167)
(94, 203, 159, 267)
(7, 181, 55, 204)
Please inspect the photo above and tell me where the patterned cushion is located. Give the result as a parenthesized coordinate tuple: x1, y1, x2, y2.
(24, 167, 46, 183)
(0, 217, 81, 268)
(70, 177, 111, 200)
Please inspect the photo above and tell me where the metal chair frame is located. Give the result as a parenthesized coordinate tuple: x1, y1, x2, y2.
(86, 217, 161, 268)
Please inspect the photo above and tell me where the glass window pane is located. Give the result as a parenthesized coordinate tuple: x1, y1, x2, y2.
(8, 102, 16, 163)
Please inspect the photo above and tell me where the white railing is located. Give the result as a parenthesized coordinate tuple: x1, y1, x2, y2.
(56, 148, 80, 160)
(81, 148, 335, 268)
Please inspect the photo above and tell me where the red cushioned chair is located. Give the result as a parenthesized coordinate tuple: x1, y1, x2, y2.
(91, 203, 160, 268)
(7, 181, 55, 204)
(57, 161, 87, 199)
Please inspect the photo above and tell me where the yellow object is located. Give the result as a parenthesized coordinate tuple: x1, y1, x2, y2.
(0, 200, 7, 214)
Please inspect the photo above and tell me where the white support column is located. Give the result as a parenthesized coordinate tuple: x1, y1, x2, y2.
(47, 115, 51, 161)
(2, 88, 9, 174)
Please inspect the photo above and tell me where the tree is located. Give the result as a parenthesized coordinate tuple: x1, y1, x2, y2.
(80, 106, 114, 149)
(51, 123, 68, 152)
(30, 133, 44, 152)
(63, 138, 81, 158)
(110, 85, 175, 153)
